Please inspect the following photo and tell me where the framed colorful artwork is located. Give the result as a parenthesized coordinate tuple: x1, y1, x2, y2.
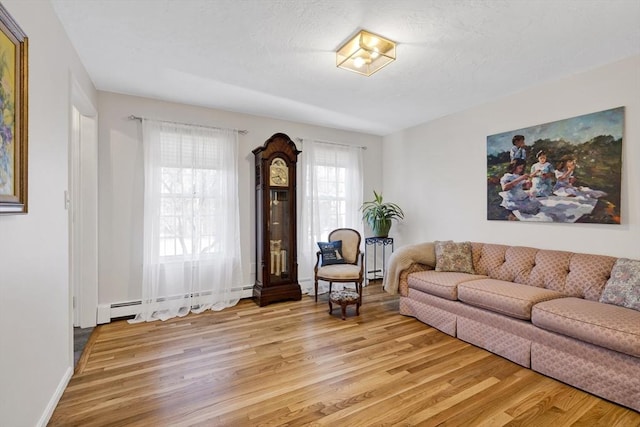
(487, 107, 623, 224)
(0, 4, 28, 214)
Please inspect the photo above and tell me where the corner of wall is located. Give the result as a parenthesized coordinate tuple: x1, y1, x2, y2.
(36, 367, 73, 427)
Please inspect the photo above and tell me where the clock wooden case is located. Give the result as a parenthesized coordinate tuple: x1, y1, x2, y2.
(252, 133, 302, 306)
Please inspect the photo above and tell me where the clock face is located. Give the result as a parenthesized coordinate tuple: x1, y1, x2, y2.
(270, 158, 288, 186)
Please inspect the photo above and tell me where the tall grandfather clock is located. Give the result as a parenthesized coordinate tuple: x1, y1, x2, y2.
(253, 133, 302, 306)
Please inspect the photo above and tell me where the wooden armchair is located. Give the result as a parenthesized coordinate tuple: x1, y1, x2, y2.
(314, 228, 364, 319)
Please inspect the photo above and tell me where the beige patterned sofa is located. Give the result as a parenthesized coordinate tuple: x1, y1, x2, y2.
(384, 241, 640, 411)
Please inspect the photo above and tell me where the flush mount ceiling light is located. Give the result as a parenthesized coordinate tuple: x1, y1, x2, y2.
(336, 30, 396, 76)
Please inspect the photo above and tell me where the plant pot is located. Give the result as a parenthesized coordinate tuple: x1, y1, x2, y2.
(371, 220, 391, 237)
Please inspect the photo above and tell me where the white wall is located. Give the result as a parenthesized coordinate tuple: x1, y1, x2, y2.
(97, 92, 383, 306)
(0, 1, 97, 426)
(383, 55, 640, 259)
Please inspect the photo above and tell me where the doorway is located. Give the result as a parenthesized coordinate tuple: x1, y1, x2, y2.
(69, 78, 98, 367)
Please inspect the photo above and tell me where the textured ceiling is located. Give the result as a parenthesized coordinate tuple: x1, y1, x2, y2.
(51, 0, 640, 136)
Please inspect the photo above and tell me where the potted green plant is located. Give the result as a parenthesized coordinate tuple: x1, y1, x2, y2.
(360, 190, 404, 237)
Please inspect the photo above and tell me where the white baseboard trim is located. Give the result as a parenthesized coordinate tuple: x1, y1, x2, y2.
(38, 366, 73, 427)
(97, 286, 254, 324)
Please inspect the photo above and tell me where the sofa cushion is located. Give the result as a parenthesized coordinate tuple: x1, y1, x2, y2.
(565, 253, 617, 301)
(458, 279, 565, 320)
(599, 258, 640, 311)
(532, 297, 640, 357)
(473, 244, 537, 283)
(470, 243, 616, 300)
(408, 270, 487, 300)
(434, 240, 475, 274)
(524, 250, 573, 292)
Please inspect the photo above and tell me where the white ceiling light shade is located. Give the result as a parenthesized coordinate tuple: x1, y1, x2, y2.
(336, 30, 396, 76)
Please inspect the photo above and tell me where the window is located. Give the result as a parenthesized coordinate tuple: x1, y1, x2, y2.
(307, 151, 349, 234)
(134, 119, 243, 322)
(298, 139, 363, 292)
(158, 129, 228, 259)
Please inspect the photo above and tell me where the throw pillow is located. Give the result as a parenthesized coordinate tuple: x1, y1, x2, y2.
(317, 240, 346, 266)
(600, 258, 640, 311)
(434, 240, 475, 274)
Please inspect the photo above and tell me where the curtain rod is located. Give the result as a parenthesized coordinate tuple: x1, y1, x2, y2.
(128, 115, 248, 135)
(295, 137, 367, 150)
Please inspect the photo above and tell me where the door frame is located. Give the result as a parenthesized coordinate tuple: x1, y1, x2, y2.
(69, 75, 98, 330)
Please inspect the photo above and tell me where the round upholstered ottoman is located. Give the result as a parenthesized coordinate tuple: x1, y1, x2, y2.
(329, 289, 361, 320)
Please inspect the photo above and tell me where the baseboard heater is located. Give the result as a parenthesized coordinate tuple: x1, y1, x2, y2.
(97, 285, 254, 324)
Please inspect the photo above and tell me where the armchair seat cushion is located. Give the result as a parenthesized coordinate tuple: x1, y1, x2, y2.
(317, 264, 362, 280)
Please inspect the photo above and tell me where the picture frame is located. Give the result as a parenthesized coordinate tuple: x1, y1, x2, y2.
(486, 107, 623, 224)
(0, 4, 28, 214)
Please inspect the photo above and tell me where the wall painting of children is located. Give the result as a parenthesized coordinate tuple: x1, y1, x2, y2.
(486, 107, 623, 224)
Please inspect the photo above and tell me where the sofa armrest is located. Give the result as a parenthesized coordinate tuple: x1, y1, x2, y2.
(398, 262, 433, 296)
(383, 242, 436, 294)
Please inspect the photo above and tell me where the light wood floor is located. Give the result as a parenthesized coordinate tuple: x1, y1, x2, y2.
(50, 282, 639, 426)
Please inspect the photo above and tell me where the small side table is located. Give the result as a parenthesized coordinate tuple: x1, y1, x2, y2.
(364, 237, 394, 283)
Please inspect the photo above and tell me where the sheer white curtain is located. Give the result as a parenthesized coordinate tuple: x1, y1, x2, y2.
(298, 139, 364, 295)
(131, 119, 243, 322)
